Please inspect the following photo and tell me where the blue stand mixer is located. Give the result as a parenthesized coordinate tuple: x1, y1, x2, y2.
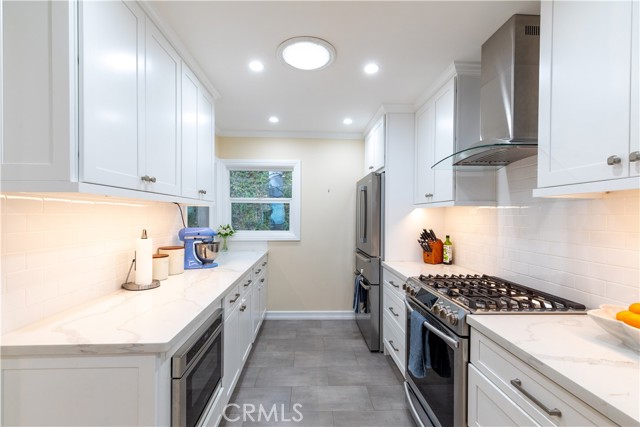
(178, 227, 220, 269)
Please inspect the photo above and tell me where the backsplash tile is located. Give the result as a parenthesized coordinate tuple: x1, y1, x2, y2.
(443, 157, 640, 309)
(1, 194, 185, 333)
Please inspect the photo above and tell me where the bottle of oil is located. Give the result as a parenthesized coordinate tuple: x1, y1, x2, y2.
(443, 235, 453, 265)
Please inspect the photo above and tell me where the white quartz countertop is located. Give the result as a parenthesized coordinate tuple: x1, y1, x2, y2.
(468, 315, 640, 426)
(0, 251, 267, 357)
(383, 260, 480, 281)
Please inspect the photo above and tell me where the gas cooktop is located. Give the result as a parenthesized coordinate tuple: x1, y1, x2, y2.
(413, 274, 587, 314)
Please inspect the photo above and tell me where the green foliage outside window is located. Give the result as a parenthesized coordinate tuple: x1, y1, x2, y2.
(229, 170, 292, 231)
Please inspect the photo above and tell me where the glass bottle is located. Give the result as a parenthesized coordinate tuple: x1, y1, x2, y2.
(443, 235, 453, 265)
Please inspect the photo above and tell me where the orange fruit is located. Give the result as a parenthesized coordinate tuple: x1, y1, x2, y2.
(622, 312, 640, 329)
(616, 310, 632, 322)
(628, 303, 640, 315)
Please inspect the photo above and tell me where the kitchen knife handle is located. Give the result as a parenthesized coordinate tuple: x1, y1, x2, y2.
(510, 379, 562, 417)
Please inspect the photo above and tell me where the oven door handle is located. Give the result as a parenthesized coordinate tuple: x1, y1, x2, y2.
(405, 298, 459, 350)
(359, 278, 372, 291)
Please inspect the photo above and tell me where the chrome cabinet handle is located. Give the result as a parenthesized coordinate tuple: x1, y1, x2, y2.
(244, 279, 252, 287)
(229, 293, 240, 303)
(510, 379, 562, 417)
(630, 151, 640, 162)
(141, 175, 151, 182)
(255, 268, 262, 274)
(388, 340, 399, 352)
(198, 189, 207, 195)
(240, 304, 247, 312)
(369, 166, 374, 170)
(388, 307, 399, 317)
(262, 262, 267, 267)
(607, 155, 622, 165)
(260, 278, 265, 283)
(424, 193, 433, 198)
(150, 176, 157, 183)
(389, 280, 399, 288)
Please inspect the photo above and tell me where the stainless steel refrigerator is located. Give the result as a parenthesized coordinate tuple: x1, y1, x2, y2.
(354, 172, 383, 351)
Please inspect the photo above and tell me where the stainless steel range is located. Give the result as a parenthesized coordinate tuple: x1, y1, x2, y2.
(404, 274, 586, 427)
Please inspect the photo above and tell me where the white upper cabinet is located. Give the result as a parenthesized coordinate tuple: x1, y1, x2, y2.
(536, 0, 640, 196)
(364, 118, 385, 175)
(413, 64, 496, 207)
(143, 20, 182, 196)
(2, 0, 216, 203)
(81, 0, 145, 190)
(2, 1, 75, 183)
(181, 66, 215, 201)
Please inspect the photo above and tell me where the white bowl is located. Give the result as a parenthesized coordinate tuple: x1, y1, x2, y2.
(587, 304, 640, 352)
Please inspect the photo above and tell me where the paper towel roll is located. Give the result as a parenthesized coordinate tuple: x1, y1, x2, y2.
(135, 229, 153, 285)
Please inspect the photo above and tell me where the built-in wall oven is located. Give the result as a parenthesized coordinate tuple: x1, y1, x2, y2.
(172, 307, 223, 427)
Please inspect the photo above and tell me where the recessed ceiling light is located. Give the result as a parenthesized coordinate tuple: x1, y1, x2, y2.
(343, 118, 353, 125)
(364, 63, 379, 74)
(277, 36, 336, 71)
(249, 60, 264, 72)
(269, 116, 279, 124)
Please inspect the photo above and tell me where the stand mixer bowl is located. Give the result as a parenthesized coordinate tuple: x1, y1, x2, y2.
(194, 242, 220, 264)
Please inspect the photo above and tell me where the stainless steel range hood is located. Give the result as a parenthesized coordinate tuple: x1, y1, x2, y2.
(434, 14, 540, 168)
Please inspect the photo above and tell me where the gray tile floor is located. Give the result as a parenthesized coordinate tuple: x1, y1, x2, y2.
(221, 320, 416, 427)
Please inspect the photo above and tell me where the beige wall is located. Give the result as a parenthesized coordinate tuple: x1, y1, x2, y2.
(217, 136, 364, 312)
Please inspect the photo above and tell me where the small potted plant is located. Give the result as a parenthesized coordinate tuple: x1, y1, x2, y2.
(216, 224, 235, 252)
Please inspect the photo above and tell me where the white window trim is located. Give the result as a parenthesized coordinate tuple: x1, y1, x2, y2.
(219, 159, 301, 241)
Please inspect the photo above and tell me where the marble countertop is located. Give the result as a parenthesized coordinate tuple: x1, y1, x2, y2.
(468, 315, 640, 426)
(0, 251, 267, 357)
(383, 260, 480, 281)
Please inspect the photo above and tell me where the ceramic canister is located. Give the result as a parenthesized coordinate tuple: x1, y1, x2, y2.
(152, 254, 169, 281)
(158, 246, 185, 275)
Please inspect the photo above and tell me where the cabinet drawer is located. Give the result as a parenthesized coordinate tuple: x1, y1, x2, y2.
(382, 267, 405, 299)
(383, 313, 405, 376)
(253, 257, 267, 277)
(238, 273, 254, 296)
(224, 285, 242, 314)
(468, 364, 539, 427)
(383, 285, 405, 333)
(471, 331, 613, 426)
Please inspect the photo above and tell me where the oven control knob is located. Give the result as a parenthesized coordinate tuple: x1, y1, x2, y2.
(410, 289, 416, 296)
(439, 307, 450, 319)
(432, 304, 441, 316)
(447, 312, 459, 326)
(402, 283, 407, 290)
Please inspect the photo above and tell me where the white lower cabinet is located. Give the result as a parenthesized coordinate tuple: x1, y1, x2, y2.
(2, 354, 161, 426)
(468, 330, 615, 427)
(381, 267, 407, 376)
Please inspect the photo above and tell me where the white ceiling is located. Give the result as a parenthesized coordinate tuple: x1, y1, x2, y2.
(151, 1, 541, 139)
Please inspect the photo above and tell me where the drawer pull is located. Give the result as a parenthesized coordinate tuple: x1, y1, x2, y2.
(255, 268, 262, 274)
(510, 378, 562, 417)
(229, 293, 240, 303)
(244, 279, 252, 287)
(388, 340, 399, 352)
(388, 307, 399, 317)
(389, 280, 399, 288)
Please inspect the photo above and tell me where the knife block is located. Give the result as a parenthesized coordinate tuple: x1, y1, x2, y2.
(422, 239, 443, 264)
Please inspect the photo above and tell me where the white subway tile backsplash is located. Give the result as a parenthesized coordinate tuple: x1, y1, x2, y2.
(1, 194, 186, 333)
(443, 160, 640, 309)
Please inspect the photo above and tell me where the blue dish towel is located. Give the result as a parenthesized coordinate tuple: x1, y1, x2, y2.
(408, 310, 432, 378)
(353, 274, 362, 313)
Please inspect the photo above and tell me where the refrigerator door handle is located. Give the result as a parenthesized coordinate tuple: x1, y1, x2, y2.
(359, 185, 367, 243)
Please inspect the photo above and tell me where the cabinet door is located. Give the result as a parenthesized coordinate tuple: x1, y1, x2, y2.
(181, 67, 200, 199)
(2, 1, 74, 182)
(251, 282, 261, 340)
(260, 276, 268, 320)
(80, 0, 145, 189)
(631, 0, 640, 177)
(197, 90, 215, 200)
(432, 79, 455, 203)
(238, 295, 253, 364)
(364, 118, 384, 174)
(144, 20, 181, 195)
(414, 102, 435, 204)
(538, 0, 633, 187)
(223, 305, 240, 400)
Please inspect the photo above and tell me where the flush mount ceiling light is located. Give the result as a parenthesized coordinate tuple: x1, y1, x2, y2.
(249, 60, 264, 72)
(269, 116, 279, 124)
(364, 63, 380, 75)
(277, 36, 336, 71)
(343, 118, 353, 125)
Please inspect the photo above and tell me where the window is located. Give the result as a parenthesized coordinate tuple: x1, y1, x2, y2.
(220, 160, 301, 241)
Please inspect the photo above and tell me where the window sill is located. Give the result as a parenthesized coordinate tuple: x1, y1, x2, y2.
(231, 230, 300, 242)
